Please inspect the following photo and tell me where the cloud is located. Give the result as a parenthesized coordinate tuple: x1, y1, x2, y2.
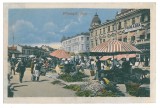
(60, 20, 78, 33)
(11, 20, 37, 33)
(43, 22, 58, 32)
(60, 12, 86, 33)
(42, 22, 60, 37)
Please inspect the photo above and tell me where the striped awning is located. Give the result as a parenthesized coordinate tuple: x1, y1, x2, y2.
(116, 54, 136, 60)
(91, 39, 141, 55)
(100, 56, 113, 61)
(100, 54, 136, 61)
(50, 49, 71, 59)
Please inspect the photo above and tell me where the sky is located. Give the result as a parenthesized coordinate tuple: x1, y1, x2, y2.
(8, 8, 120, 46)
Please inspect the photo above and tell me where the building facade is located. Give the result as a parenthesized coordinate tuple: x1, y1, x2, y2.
(89, 9, 150, 65)
(61, 33, 90, 54)
(16, 45, 49, 57)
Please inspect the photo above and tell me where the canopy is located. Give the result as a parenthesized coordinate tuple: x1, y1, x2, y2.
(100, 54, 137, 61)
(116, 54, 136, 60)
(50, 49, 71, 59)
(91, 40, 141, 56)
(100, 56, 113, 61)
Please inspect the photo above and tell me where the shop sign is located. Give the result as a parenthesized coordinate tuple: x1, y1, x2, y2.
(124, 23, 143, 33)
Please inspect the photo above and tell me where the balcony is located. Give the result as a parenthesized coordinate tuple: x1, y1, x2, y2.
(135, 39, 150, 45)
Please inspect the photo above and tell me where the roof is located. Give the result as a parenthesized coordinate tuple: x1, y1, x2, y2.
(8, 46, 17, 50)
(8, 50, 21, 54)
(91, 13, 101, 26)
(61, 32, 90, 42)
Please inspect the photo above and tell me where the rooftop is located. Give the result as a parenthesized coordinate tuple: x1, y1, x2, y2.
(61, 32, 90, 42)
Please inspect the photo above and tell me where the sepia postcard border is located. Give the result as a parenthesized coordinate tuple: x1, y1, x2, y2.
(3, 2, 156, 103)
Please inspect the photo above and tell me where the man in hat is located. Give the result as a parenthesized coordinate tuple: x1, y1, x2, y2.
(30, 59, 35, 81)
(93, 56, 101, 81)
(17, 58, 26, 83)
(33, 60, 41, 81)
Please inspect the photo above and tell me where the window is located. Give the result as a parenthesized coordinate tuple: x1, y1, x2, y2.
(118, 22, 121, 30)
(132, 17, 135, 25)
(81, 44, 84, 50)
(87, 37, 89, 41)
(86, 44, 89, 51)
(103, 39, 105, 42)
(144, 15, 149, 22)
(91, 41, 93, 48)
(141, 14, 149, 22)
(100, 39, 102, 44)
(124, 20, 127, 28)
(147, 34, 150, 39)
(95, 40, 98, 46)
(108, 26, 110, 32)
(95, 30, 97, 36)
(27, 50, 30, 55)
(100, 29, 101, 34)
(112, 25, 114, 31)
(123, 38, 127, 42)
(81, 37, 83, 41)
(131, 36, 135, 42)
(118, 39, 122, 41)
(140, 35, 145, 39)
(22, 50, 25, 54)
(103, 28, 105, 34)
(91, 31, 93, 36)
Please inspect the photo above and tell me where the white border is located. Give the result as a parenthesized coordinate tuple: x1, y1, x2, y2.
(1, 0, 160, 108)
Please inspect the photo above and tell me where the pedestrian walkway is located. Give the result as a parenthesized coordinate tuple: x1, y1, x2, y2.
(10, 68, 76, 97)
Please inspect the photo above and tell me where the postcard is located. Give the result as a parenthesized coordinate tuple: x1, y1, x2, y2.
(3, 3, 156, 103)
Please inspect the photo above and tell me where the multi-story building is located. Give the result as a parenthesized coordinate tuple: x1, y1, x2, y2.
(89, 9, 150, 65)
(61, 32, 90, 54)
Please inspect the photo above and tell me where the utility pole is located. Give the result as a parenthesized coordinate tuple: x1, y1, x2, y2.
(12, 31, 14, 47)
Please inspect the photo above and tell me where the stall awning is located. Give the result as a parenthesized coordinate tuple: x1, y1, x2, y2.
(50, 49, 71, 59)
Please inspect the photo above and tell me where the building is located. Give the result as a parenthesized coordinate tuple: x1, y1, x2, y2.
(16, 45, 49, 57)
(8, 45, 21, 59)
(89, 9, 150, 65)
(61, 32, 90, 54)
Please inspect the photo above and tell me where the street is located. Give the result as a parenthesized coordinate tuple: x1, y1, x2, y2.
(10, 67, 76, 97)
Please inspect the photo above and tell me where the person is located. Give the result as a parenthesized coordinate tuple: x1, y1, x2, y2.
(106, 58, 112, 70)
(93, 57, 101, 81)
(17, 58, 26, 83)
(64, 58, 70, 73)
(33, 60, 41, 81)
(30, 59, 35, 81)
(122, 57, 132, 82)
(10, 59, 16, 75)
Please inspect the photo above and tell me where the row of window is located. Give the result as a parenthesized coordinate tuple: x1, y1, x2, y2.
(65, 44, 90, 52)
(91, 14, 149, 36)
(63, 37, 90, 45)
(91, 34, 150, 47)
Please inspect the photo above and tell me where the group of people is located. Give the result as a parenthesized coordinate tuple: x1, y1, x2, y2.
(9, 58, 27, 83)
(90, 56, 133, 81)
(9, 57, 51, 83)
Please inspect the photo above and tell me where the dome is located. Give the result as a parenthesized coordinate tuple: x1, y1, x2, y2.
(90, 13, 101, 27)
